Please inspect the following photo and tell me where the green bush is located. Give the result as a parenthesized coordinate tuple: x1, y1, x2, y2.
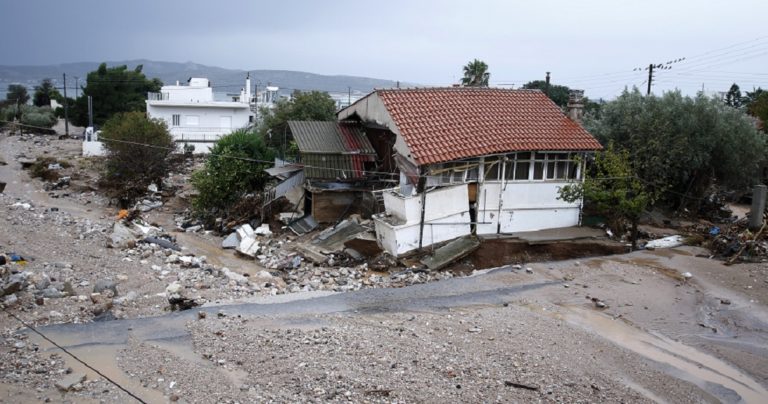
(192, 129, 275, 219)
(100, 111, 176, 205)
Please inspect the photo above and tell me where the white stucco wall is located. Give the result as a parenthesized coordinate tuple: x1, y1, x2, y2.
(375, 185, 472, 255)
(476, 181, 581, 234)
(146, 104, 251, 153)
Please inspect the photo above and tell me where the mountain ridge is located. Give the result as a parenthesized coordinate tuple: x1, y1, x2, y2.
(0, 59, 411, 95)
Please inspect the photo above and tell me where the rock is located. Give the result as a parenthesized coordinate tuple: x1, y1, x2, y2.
(41, 288, 64, 299)
(720, 298, 732, 305)
(108, 222, 137, 249)
(525, 267, 533, 274)
(681, 272, 693, 280)
(55, 373, 86, 391)
(236, 236, 260, 258)
(93, 279, 118, 296)
(166, 282, 183, 295)
(3, 294, 19, 306)
(2, 274, 26, 296)
(468, 327, 482, 333)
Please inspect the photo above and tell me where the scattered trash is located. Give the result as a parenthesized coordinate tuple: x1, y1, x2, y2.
(221, 232, 239, 249)
(644, 235, 685, 249)
(709, 227, 720, 236)
(504, 381, 539, 391)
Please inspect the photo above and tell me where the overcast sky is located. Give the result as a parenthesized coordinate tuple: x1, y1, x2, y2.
(1, 0, 766, 99)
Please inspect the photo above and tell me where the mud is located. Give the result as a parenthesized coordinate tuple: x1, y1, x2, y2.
(467, 238, 627, 269)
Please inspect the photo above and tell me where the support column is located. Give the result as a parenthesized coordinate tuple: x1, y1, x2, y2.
(749, 184, 767, 230)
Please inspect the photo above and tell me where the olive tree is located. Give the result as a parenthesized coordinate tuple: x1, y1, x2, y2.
(100, 111, 175, 205)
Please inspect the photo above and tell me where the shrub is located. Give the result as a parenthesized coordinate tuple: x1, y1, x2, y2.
(100, 111, 175, 205)
(192, 129, 275, 220)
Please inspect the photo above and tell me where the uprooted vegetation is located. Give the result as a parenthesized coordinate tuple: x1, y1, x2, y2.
(28, 157, 71, 181)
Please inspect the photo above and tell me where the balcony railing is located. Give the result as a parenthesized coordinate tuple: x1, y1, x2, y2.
(147, 92, 170, 101)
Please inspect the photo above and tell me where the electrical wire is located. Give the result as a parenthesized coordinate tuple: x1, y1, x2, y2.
(2, 308, 147, 403)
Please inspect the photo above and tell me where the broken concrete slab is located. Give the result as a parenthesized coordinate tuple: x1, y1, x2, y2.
(421, 236, 481, 271)
(288, 215, 318, 235)
(55, 372, 86, 392)
(295, 244, 328, 264)
(222, 232, 239, 249)
(236, 224, 255, 240)
(254, 223, 273, 236)
(237, 237, 260, 258)
(313, 220, 367, 251)
(344, 236, 383, 258)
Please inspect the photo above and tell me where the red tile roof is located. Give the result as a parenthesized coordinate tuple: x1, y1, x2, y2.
(375, 88, 602, 165)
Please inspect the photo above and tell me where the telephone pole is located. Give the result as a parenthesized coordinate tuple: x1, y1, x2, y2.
(647, 64, 654, 96)
(635, 58, 684, 96)
(62, 73, 69, 137)
(74, 76, 79, 98)
(347, 86, 351, 106)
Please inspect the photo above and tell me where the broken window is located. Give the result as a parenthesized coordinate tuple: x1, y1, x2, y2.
(484, 158, 501, 181)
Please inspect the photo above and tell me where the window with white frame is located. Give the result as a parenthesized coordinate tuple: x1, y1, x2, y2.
(171, 114, 180, 126)
(432, 161, 480, 184)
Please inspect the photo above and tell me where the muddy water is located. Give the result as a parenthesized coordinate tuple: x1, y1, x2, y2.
(31, 337, 168, 403)
(560, 306, 768, 404)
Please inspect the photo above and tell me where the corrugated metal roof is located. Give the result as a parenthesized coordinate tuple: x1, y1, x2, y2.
(301, 153, 374, 180)
(288, 121, 375, 155)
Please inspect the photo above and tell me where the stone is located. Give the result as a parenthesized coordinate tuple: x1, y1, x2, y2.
(41, 288, 64, 299)
(93, 279, 118, 296)
(3, 294, 19, 306)
(55, 373, 86, 391)
(108, 222, 137, 249)
(166, 282, 183, 295)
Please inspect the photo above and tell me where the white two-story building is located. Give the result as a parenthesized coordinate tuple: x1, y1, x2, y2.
(146, 76, 254, 153)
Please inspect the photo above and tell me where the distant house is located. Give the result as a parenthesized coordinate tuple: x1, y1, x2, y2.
(334, 87, 603, 256)
(146, 76, 254, 153)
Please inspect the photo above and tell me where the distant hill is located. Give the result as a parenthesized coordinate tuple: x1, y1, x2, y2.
(0, 59, 412, 98)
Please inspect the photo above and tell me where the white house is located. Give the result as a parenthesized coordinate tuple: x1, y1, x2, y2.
(336, 87, 603, 256)
(146, 76, 254, 153)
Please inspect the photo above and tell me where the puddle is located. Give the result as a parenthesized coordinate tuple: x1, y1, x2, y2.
(559, 306, 768, 404)
(30, 337, 168, 404)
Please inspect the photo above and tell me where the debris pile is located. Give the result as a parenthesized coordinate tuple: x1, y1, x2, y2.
(709, 216, 768, 263)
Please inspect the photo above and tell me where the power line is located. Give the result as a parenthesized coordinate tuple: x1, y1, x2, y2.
(2, 308, 147, 403)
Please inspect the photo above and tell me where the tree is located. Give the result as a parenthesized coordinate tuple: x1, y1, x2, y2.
(522, 80, 571, 107)
(746, 88, 768, 133)
(586, 88, 766, 208)
(33, 78, 61, 107)
(258, 90, 337, 154)
(191, 129, 275, 219)
(559, 144, 654, 249)
(724, 83, 743, 108)
(100, 111, 175, 205)
(5, 84, 30, 105)
(71, 63, 162, 127)
(461, 59, 490, 87)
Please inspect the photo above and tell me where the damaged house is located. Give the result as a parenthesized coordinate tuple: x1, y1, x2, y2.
(333, 87, 603, 256)
(287, 120, 383, 224)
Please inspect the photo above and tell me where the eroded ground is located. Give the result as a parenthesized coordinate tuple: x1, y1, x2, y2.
(1, 130, 767, 403)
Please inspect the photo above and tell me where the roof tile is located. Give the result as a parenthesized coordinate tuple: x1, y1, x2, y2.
(376, 88, 602, 165)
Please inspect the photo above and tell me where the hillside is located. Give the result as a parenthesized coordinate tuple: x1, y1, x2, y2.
(0, 59, 409, 96)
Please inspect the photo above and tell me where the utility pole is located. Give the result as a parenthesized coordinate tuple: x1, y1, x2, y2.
(74, 76, 79, 98)
(62, 73, 69, 137)
(646, 63, 654, 96)
(87, 96, 93, 128)
(347, 86, 351, 106)
(545, 71, 551, 97)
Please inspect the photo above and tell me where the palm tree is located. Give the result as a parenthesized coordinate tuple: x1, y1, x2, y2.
(461, 59, 490, 87)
